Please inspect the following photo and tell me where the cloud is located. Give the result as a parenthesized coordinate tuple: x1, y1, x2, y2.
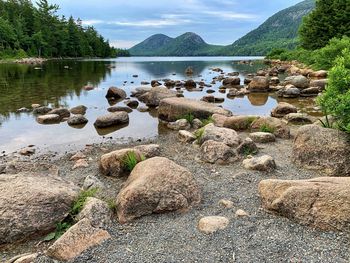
(110, 40, 139, 48)
(81, 19, 104, 26)
(203, 11, 257, 20)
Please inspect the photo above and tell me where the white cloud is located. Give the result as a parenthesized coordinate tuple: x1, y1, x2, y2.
(110, 15, 192, 28)
(203, 11, 257, 20)
(81, 19, 104, 26)
(110, 40, 139, 49)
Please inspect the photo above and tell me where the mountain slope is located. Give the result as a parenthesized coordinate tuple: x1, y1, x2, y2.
(129, 32, 223, 56)
(224, 0, 315, 55)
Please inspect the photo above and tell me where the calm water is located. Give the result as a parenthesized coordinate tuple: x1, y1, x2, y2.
(0, 57, 320, 153)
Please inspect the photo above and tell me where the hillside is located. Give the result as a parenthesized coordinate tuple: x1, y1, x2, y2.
(224, 0, 315, 56)
(129, 32, 223, 56)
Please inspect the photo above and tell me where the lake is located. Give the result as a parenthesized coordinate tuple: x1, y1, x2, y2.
(0, 57, 321, 153)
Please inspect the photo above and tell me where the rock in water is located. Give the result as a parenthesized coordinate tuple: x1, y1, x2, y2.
(36, 114, 61, 124)
(67, 114, 88, 126)
(70, 105, 87, 115)
(158, 97, 231, 122)
(247, 76, 270, 92)
(94, 112, 129, 128)
(105, 86, 127, 101)
(0, 173, 78, 244)
(259, 177, 350, 231)
(47, 218, 110, 261)
(116, 157, 201, 223)
(292, 125, 350, 176)
(137, 86, 177, 107)
(271, 102, 297, 118)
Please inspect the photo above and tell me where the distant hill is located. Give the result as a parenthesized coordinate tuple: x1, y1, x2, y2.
(129, 0, 315, 56)
(224, 0, 315, 55)
(129, 32, 223, 56)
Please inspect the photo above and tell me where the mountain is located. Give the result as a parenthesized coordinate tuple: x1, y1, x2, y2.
(129, 0, 315, 56)
(129, 32, 223, 56)
(224, 0, 315, 55)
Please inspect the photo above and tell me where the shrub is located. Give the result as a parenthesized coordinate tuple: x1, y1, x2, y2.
(317, 49, 350, 133)
(123, 151, 145, 172)
(259, 123, 275, 133)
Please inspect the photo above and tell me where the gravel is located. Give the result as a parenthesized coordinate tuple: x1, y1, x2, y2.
(2, 128, 350, 263)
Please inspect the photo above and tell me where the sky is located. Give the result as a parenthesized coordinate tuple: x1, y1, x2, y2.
(47, 0, 304, 49)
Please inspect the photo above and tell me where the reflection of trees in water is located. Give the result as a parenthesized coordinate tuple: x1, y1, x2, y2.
(0, 60, 112, 118)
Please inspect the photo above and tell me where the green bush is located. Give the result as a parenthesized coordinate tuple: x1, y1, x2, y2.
(123, 151, 145, 172)
(317, 48, 350, 133)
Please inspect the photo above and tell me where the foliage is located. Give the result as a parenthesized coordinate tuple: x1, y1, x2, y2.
(123, 151, 145, 172)
(259, 124, 275, 133)
(178, 113, 195, 124)
(317, 49, 350, 133)
(194, 127, 205, 141)
(115, 48, 130, 57)
(201, 116, 214, 126)
(299, 0, 350, 50)
(241, 145, 258, 157)
(0, 0, 116, 59)
(70, 188, 99, 216)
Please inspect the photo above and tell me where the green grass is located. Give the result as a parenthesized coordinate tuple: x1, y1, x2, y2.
(241, 145, 258, 157)
(259, 123, 275, 133)
(123, 151, 146, 172)
(70, 188, 99, 216)
(201, 116, 214, 126)
(194, 127, 205, 141)
(178, 113, 195, 125)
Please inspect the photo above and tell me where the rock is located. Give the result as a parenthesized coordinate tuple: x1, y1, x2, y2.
(198, 124, 241, 147)
(236, 138, 258, 156)
(178, 130, 196, 143)
(94, 112, 129, 128)
(46, 218, 110, 261)
(222, 77, 240, 86)
(125, 100, 139, 108)
(284, 75, 309, 89)
(36, 114, 61, 124)
(248, 76, 270, 92)
(31, 104, 40, 109)
(131, 87, 152, 97)
(212, 113, 228, 127)
(167, 119, 191, 131)
(70, 105, 87, 115)
(218, 199, 234, 208)
(309, 79, 328, 90)
(19, 147, 35, 156)
(141, 81, 150, 85)
(8, 253, 38, 263)
(271, 102, 297, 118)
(67, 115, 88, 126)
(137, 106, 149, 112)
(132, 74, 138, 78)
(249, 132, 276, 143)
(192, 118, 204, 129)
(0, 173, 77, 244)
(151, 80, 161, 87)
(48, 108, 70, 119)
(76, 197, 112, 229)
(223, 115, 258, 131)
(201, 95, 224, 103)
(197, 216, 229, 234)
(16, 107, 31, 113)
(73, 159, 89, 169)
(107, 106, 133, 113)
(70, 152, 86, 161)
(138, 86, 177, 107)
(243, 155, 276, 171)
(206, 89, 215, 94)
(83, 175, 104, 191)
(158, 97, 231, 122)
(116, 157, 201, 223)
(199, 140, 238, 164)
(33, 106, 52, 115)
(300, 86, 321, 97)
(235, 209, 249, 217)
(251, 117, 290, 139)
(284, 113, 315, 124)
(185, 67, 194, 75)
(99, 148, 144, 177)
(258, 177, 350, 231)
(270, 77, 280, 85)
(133, 144, 160, 158)
(105, 87, 127, 101)
(292, 125, 350, 176)
(184, 79, 197, 89)
(310, 70, 328, 78)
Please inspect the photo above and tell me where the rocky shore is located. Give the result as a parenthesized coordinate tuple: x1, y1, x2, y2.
(1, 60, 350, 262)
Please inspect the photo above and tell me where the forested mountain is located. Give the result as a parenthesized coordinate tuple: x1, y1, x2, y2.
(222, 0, 315, 55)
(0, 0, 118, 58)
(129, 32, 223, 56)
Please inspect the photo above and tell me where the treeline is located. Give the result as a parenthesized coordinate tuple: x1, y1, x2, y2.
(0, 0, 129, 58)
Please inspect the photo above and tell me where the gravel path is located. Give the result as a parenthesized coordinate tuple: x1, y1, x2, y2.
(2, 129, 350, 263)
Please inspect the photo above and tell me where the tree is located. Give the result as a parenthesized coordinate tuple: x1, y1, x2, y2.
(299, 0, 350, 50)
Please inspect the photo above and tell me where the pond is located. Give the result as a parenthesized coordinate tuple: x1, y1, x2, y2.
(0, 57, 321, 153)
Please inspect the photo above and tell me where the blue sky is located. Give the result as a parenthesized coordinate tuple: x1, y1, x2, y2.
(48, 0, 303, 48)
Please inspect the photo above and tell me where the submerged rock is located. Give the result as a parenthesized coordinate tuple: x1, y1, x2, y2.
(94, 112, 129, 128)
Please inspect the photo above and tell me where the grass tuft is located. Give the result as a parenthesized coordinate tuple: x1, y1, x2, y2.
(123, 151, 146, 172)
(178, 113, 195, 124)
(259, 123, 275, 133)
(201, 116, 214, 126)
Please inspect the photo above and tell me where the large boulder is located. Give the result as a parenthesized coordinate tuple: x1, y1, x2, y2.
(199, 140, 238, 164)
(138, 86, 177, 107)
(309, 79, 328, 90)
(116, 157, 201, 223)
(222, 77, 240, 87)
(94, 112, 129, 128)
(105, 87, 127, 101)
(99, 148, 144, 177)
(67, 114, 88, 126)
(283, 75, 309, 89)
(197, 124, 241, 147)
(247, 76, 270, 92)
(292, 125, 350, 176)
(158, 97, 232, 122)
(251, 117, 290, 139)
(259, 177, 350, 231)
(271, 102, 297, 118)
(0, 173, 78, 244)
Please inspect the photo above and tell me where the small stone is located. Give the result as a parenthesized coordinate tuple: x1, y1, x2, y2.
(198, 216, 229, 234)
(19, 147, 35, 156)
(70, 152, 87, 161)
(67, 115, 88, 126)
(167, 119, 191, 131)
(235, 209, 249, 217)
(218, 199, 234, 208)
(243, 155, 276, 171)
(249, 132, 276, 143)
(73, 159, 89, 169)
(70, 105, 87, 115)
(178, 130, 196, 143)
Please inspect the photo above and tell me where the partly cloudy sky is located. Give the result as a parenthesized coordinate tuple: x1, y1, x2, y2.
(48, 0, 303, 48)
